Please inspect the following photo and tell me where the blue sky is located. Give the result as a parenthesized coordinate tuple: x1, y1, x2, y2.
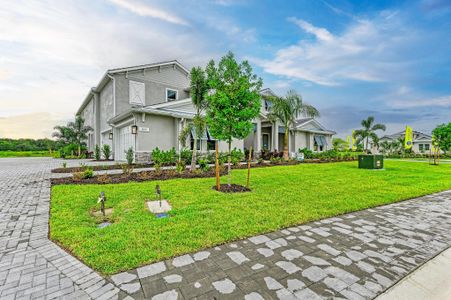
(0, 0, 450, 138)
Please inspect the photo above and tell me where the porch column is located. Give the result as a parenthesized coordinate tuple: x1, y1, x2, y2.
(274, 121, 279, 151)
(256, 119, 262, 153)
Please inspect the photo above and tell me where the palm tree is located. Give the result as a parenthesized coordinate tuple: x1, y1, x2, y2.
(52, 125, 76, 146)
(268, 90, 320, 160)
(189, 66, 208, 171)
(353, 116, 386, 154)
(379, 140, 391, 155)
(67, 115, 93, 157)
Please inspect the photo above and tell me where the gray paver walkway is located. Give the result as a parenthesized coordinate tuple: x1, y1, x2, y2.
(1, 157, 450, 299)
(110, 191, 451, 300)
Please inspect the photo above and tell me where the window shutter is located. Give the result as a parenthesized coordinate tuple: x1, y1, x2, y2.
(129, 81, 145, 105)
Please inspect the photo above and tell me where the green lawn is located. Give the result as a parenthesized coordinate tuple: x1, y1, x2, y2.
(50, 161, 451, 274)
(0, 150, 52, 158)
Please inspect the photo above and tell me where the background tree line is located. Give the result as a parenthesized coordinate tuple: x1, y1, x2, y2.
(0, 138, 57, 151)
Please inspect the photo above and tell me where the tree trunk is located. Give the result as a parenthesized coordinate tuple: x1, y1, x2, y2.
(215, 140, 220, 190)
(227, 140, 231, 187)
(78, 145, 81, 158)
(191, 138, 197, 171)
(246, 146, 252, 189)
(283, 128, 289, 160)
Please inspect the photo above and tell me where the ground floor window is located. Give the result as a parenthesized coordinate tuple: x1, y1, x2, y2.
(313, 135, 327, 152)
(190, 139, 201, 151)
(207, 140, 216, 151)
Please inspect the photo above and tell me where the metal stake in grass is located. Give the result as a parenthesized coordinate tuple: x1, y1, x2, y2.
(155, 185, 162, 208)
(97, 191, 106, 218)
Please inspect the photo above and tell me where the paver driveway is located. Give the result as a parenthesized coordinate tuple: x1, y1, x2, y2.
(0, 158, 122, 300)
(0, 158, 450, 299)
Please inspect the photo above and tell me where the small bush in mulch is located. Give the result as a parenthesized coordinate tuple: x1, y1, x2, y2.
(212, 184, 251, 193)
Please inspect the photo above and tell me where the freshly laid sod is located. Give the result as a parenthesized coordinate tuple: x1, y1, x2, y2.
(50, 161, 451, 274)
(0, 150, 52, 158)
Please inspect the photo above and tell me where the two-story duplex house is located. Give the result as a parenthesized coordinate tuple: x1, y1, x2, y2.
(77, 60, 335, 162)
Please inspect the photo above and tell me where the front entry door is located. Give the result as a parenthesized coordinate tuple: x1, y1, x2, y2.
(262, 133, 269, 150)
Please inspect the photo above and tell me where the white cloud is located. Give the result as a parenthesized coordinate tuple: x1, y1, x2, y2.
(288, 18, 334, 42)
(391, 95, 451, 108)
(252, 13, 412, 86)
(107, 0, 189, 25)
(0, 0, 214, 137)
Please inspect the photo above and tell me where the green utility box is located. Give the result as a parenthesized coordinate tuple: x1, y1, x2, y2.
(358, 154, 384, 169)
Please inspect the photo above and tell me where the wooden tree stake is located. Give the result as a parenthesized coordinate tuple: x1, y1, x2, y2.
(215, 140, 220, 190)
(246, 146, 252, 189)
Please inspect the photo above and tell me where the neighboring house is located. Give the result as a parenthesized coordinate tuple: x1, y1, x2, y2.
(77, 61, 335, 162)
(379, 130, 434, 153)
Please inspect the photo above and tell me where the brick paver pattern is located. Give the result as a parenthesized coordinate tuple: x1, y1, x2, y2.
(0, 157, 450, 299)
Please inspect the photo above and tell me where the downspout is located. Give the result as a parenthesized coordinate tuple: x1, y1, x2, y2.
(107, 73, 116, 116)
(107, 73, 116, 159)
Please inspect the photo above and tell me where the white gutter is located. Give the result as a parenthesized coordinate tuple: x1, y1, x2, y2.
(107, 73, 116, 116)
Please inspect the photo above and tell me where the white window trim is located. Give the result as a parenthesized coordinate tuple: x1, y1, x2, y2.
(166, 88, 178, 102)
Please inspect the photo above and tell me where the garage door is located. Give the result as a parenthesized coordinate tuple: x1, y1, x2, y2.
(116, 126, 135, 161)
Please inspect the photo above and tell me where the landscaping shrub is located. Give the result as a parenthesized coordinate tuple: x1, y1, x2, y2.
(198, 158, 210, 172)
(94, 145, 101, 161)
(83, 168, 94, 179)
(180, 148, 193, 165)
(121, 164, 133, 176)
(125, 147, 134, 165)
(176, 160, 186, 174)
(96, 174, 111, 184)
(260, 149, 283, 160)
(102, 144, 111, 160)
(231, 148, 244, 165)
(72, 172, 84, 181)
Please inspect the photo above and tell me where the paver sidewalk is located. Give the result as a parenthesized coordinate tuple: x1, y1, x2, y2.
(1, 157, 450, 299)
(109, 190, 451, 299)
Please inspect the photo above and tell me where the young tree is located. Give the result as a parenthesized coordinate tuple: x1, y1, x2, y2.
(353, 116, 386, 153)
(268, 90, 319, 160)
(432, 123, 451, 154)
(189, 67, 208, 171)
(332, 138, 348, 151)
(206, 52, 262, 186)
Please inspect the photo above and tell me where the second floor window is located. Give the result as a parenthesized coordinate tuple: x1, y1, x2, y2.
(166, 88, 178, 101)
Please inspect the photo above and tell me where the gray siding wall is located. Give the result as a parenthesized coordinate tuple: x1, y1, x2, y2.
(114, 65, 190, 114)
(99, 80, 114, 133)
(79, 96, 96, 151)
(135, 114, 177, 152)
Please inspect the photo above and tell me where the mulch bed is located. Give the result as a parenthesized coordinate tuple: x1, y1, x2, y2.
(51, 169, 227, 185)
(52, 163, 152, 173)
(212, 184, 251, 193)
(51, 158, 358, 186)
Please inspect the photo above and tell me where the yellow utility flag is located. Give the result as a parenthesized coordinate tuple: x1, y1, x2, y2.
(351, 130, 357, 151)
(404, 126, 413, 150)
